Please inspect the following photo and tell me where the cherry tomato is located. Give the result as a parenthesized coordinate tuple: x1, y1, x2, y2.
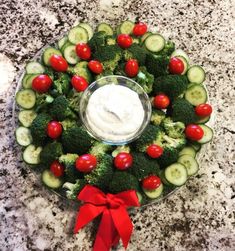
(125, 59, 139, 77)
(168, 57, 184, 75)
(50, 160, 64, 177)
(114, 152, 133, 170)
(117, 34, 133, 48)
(47, 121, 63, 139)
(71, 75, 88, 92)
(154, 94, 170, 109)
(49, 55, 68, 72)
(88, 60, 103, 74)
(75, 154, 97, 173)
(132, 22, 147, 36)
(75, 43, 91, 60)
(146, 144, 163, 158)
(142, 175, 161, 190)
(185, 124, 204, 141)
(32, 74, 52, 93)
(195, 104, 212, 117)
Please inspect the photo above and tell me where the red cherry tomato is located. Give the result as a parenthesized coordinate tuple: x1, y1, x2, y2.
(32, 74, 52, 93)
(71, 75, 88, 92)
(114, 152, 133, 170)
(142, 175, 161, 190)
(50, 160, 64, 177)
(47, 121, 63, 139)
(75, 154, 97, 173)
(133, 22, 147, 36)
(154, 94, 170, 109)
(117, 34, 133, 48)
(75, 43, 91, 60)
(146, 144, 163, 158)
(88, 60, 103, 74)
(169, 57, 184, 75)
(185, 124, 204, 141)
(125, 59, 139, 77)
(49, 55, 68, 72)
(195, 104, 212, 117)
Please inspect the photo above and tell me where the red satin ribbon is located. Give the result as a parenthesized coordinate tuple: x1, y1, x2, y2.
(74, 185, 140, 251)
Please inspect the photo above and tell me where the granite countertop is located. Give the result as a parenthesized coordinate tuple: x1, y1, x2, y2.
(0, 0, 234, 250)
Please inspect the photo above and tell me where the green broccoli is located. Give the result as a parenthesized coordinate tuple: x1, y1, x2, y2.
(158, 40, 175, 56)
(60, 119, 78, 130)
(40, 141, 63, 166)
(95, 69, 114, 80)
(44, 66, 54, 80)
(89, 142, 113, 157)
(157, 147, 179, 168)
(85, 154, 113, 190)
(50, 95, 77, 121)
(109, 171, 139, 194)
(68, 91, 83, 114)
(111, 145, 130, 157)
(171, 98, 197, 125)
(135, 66, 154, 94)
(106, 35, 116, 45)
(151, 109, 166, 126)
(114, 62, 126, 76)
(63, 179, 87, 200)
(162, 117, 185, 138)
(88, 31, 107, 51)
(145, 54, 169, 78)
(153, 75, 188, 100)
(35, 93, 54, 113)
(61, 126, 94, 154)
(30, 113, 52, 145)
(53, 73, 71, 95)
(123, 44, 147, 65)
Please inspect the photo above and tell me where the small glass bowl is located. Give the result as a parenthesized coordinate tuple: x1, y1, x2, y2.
(79, 75, 152, 145)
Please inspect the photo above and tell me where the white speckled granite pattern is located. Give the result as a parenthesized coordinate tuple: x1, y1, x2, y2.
(0, 0, 235, 250)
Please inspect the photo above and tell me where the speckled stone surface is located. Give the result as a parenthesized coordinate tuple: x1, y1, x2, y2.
(0, 0, 234, 250)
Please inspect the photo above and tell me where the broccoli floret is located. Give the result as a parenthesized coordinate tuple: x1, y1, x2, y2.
(89, 142, 113, 157)
(135, 66, 154, 94)
(106, 35, 116, 45)
(153, 75, 188, 100)
(157, 147, 179, 168)
(123, 44, 147, 65)
(151, 109, 166, 126)
(40, 141, 63, 166)
(59, 153, 78, 165)
(68, 91, 83, 114)
(114, 62, 126, 76)
(44, 66, 54, 80)
(95, 70, 114, 80)
(111, 145, 130, 157)
(88, 31, 107, 51)
(30, 113, 52, 145)
(162, 117, 185, 138)
(85, 154, 113, 190)
(61, 126, 94, 154)
(145, 54, 169, 78)
(109, 171, 139, 194)
(35, 93, 54, 113)
(63, 179, 87, 200)
(158, 40, 175, 56)
(53, 73, 71, 95)
(60, 119, 78, 130)
(171, 98, 197, 125)
(50, 95, 77, 121)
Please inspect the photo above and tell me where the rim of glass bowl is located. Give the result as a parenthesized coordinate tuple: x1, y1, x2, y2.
(79, 75, 152, 145)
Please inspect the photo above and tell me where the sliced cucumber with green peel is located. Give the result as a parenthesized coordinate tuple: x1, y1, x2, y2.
(61, 41, 73, 54)
(22, 74, 39, 89)
(165, 163, 188, 186)
(23, 144, 42, 165)
(98, 23, 113, 36)
(68, 26, 88, 44)
(187, 83, 196, 89)
(116, 25, 121, 34)
(188, 141, 201, 152)
(136, 191, 143, 204)
(72, 62, 92, 82)
(185, 84, 207, 106)
(26, 62, 45, 74)
(120, 20, 135, 34)
(42, 170, 63, 189)
(195, 115, 210, 124)
(79, 23, 93, 40)
(179, 146, 196, 158)
(141, 32, 152, 43)
(197, 124, 213, 144)
(63, 45, 80, 65)
(43, 47, 62, 66)
(187, 65, 205, 84)
(58, 36, 68, 49)
(175, 56, 188, 75)
(16, 127, 33, 146)
(16, 89, 36, 109)
(143, 183, 163, 199)
(171, 49, 189, 63)
(18, 110, 37, 127)
(178, 155, 199, 176)
(144, 34, 165, 53)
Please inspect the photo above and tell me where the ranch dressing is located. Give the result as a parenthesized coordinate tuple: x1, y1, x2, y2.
(86, 84, 145, 142)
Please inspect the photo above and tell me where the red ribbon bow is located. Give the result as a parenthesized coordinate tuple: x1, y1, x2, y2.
(74, 185, 140, 251)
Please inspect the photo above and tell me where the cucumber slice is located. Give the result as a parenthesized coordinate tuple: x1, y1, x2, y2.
(23, 144, 42, 165)
(143, 183, 163, 199)
(42, 170, 63, 189)
(22, 74, 39, 89)
(43, 47, 62, 66)
(58, 36, 68, 49)
(144, 34, 165, 53)
(197, 124, 213, 144)
(22, 75, 30, 88)
(97, 23, 113, 36)
(141, 32, 152, 43)
(184, 84, 207, 106)
(175, 56, 188, 75)
(178, 155, 199, 176)
(16, 89, 36, 109)
(187, 83, 196, 89)
(63, 45, 80, 65)
(171, 49, 189, 63)
(68, 26, 88, 44)
(120, 20, 135, 34)
(79, 23, 93, 40)
(116, 25, 121, 34)
(61, 41, 73, 54)
(136, 191, 143, 204)
(165, 163, 188, 186)
(195, 115, 210, 124)
(179, 146, 196, 158)
(188, 141, 201, 152)
(26, 62, 45, 74)
(15, 127, 33, 146)
(73, 62, 92, 83)
(187, 65, 205, 84)
(18, 110, 37, 127)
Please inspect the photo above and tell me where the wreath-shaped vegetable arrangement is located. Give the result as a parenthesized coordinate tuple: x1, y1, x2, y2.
(15, 20, 213, 250)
